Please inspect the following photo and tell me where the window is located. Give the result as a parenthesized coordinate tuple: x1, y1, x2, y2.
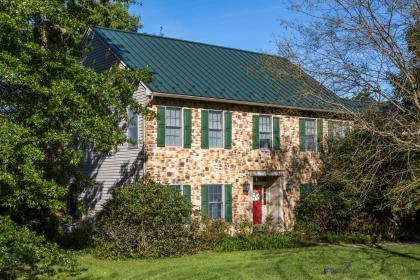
(208, 184, 223, 219)
(127, 108, 138, 148)
(169, 185, 183, 193)
(165, 107, 182, 146)
(208, 111, 223, 148)
(304, 119, 317, 152)
(259, 115, 272, 149)
(333, 121, 346, 139)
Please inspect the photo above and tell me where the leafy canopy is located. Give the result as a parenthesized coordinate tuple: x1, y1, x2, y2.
(0, 0, 151, 229)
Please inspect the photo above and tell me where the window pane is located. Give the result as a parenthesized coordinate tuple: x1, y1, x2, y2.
(127, 108, 138, 148)
(165, 107, 181, 146)
(169, 185, 182, 193)
(259, 116, 272, 148)
(209, 111, 223, 148)
(208, 184, 223, 219)
(334, 122, 346, 139)
(305, 135, 316, 152)
(304, 119, 317, 152)
(209, 111, 222, 130)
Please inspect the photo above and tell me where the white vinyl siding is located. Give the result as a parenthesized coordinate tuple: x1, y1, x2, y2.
(165, 107, 182, 146)
(208, 111, 223, 148)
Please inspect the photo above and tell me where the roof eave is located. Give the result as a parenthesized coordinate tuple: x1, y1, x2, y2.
(151, 91, 347, 114)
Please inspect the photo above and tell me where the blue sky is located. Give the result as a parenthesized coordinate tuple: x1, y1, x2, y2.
(130, 0, 298, 54)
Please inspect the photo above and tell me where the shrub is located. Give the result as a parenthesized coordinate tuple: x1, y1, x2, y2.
(94, 180, 194, 258)
(0, 216, 75, 279)
(215, 233, 311, 252)
(58, 221, 95, 250)
(192, 215, 229, 250)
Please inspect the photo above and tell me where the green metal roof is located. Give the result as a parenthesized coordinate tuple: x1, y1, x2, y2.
(91, 26, 347, 112)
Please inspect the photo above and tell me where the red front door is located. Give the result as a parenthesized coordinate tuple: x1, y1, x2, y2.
(253, 186, 262, 224)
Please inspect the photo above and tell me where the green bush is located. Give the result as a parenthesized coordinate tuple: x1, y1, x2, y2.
(192, 215, 229, 250)
(0, 216, 75, 279)
(58, 221, 95, 250)
(94, 180, 195, 258)
(215, 233, 311, 252)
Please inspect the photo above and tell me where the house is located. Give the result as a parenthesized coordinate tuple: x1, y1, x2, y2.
(80, 26, 350, 229)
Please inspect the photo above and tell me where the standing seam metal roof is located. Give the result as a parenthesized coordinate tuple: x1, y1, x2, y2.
(91, 26, 344, 111)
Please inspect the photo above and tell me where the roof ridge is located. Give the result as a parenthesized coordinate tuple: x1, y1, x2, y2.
(91, 25, 277, 57)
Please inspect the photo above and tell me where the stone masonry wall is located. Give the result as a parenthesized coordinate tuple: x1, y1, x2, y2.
(145, 97, 337, 227)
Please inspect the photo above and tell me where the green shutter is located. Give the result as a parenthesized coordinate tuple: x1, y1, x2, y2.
(224, 184, 232, 222)
(201, 185, 208, 216)
(252, 115, 259, 149)
(273, 117, 280, 150)
(183, 109, 192, 148)
(317, 119, 323, 153)
(157, 107, 165, 147)
(299, 118, 306, 152)
(201, 110, 209, 149)
(183, 185, 191, 206)
(328, 120, 334, 151)
(224, 111, 232, 149)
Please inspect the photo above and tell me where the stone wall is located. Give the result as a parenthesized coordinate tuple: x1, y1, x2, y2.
(145, 97, 337, 227)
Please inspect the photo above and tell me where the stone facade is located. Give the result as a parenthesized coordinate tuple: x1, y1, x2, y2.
(145, 97, 334, 229)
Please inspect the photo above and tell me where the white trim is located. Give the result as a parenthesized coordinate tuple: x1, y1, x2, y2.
(139, 81, 153, 100)
(152, 91, 342, 114)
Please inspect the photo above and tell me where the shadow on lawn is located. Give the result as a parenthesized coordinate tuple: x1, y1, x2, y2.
(373, 244, 420, 261)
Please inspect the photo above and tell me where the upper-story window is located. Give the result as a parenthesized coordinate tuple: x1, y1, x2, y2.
(259, 115, 272, 149)
(252, 115, 280, 150)
(201, 110, 232, 149)
(208, 111, 223, 148)
(157, 106, 192, 148)
(165, 107, 182, 146)
(127, 108, 138, 149)
(304, 119, 317, 152)
(333, 121, 346, 139)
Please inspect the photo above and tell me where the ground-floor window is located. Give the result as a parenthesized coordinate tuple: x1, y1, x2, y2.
(169, 184, 183, 193)
(208, 184, 224, 219)
(202, 184, 232, 222)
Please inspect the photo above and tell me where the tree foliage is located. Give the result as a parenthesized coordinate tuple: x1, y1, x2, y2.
(0, 215, 75, 279)
(0, 0, 151, 233)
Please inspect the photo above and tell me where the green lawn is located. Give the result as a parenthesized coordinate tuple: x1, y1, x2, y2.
(56, 244, 420, 280)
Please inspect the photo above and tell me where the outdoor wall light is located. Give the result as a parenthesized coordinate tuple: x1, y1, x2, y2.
(242, 182, 250, 193)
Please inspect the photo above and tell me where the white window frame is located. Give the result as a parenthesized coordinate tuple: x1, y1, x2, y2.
(304, 118, 318, 153)
(208, 110, 225, 148)
(164, 106, 183, 147)
(127, 108, 139, 149)
(259, 115, 273, 150)
(207, 184, 225, 220)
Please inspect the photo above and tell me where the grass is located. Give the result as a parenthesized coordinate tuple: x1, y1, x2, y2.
(53, 244, 420, 280)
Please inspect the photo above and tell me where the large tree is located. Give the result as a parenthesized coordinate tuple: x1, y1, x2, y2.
(275, 0, 419, 236)
(0, 0, 151, 234)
